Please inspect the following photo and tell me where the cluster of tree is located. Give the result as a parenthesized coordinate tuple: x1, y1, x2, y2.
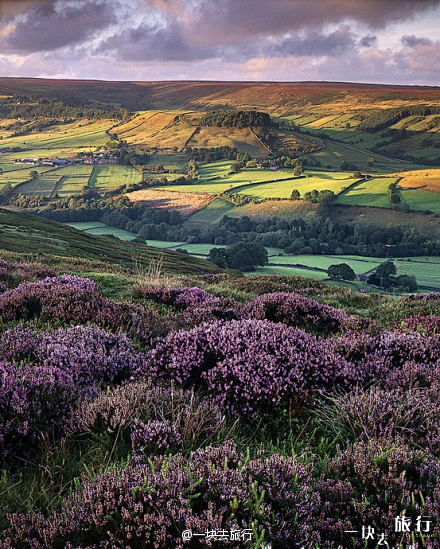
(208, 242, 268, 271)
(5, 118, 60, 136)
(0, 95, 117, 120)
(303, 189, 336, 203)
(8, 193, 48, 208)
(367, 261, 418, 292)
(358, 105, 440, 133)
(388, 181, 401, 205)
(115, 146, 150, 166)
(187, 158, 199, 179)
(185, 146, 239, 162)
(327, 263, 356, 281)
(230, 152, 252, 172)
(198, 110, 272, 128)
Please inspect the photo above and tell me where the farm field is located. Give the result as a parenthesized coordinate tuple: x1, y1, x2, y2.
(15, 174, 60, 197)
(337, 177, 398, 208)
(0, 119, 113, 161)
(89, 164, 141, 190)
(269, 254, 381, 274)
(65, 221, 137, 241)
(392, 168, 440, 192)
(127, 189, 213, 216)
(0, 165, 50, 188)
(184, 198, 235, 226)
(400, 188, 440, 213)
(234, 172, 359, 199)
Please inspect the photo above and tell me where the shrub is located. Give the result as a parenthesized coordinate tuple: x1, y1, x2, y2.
(2, 442, 319, 548)
(314, 386, 439, 451)
(137, 287, 216, 309)
(399, 314, 440, 335)
(241, 292, 348, 334)
(0, 275, 156, 343)
(71, 382, 226, 453)
(147, 320, 352, 420)
(318, 439, 439, 548)
(181, 297, 240, 327)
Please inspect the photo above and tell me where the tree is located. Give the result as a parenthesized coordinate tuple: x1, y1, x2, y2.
(368, 260, 397, 288)
(293, 166, 302, 176)
(208, 247, 227, 268)
(30, 170, 38, 180)
(328, 263, 356, 281)
(290, 189, 300, 200)
(224, 241, 268, 271)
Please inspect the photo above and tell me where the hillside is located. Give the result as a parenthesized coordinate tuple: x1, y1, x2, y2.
(0, 208, 222, 275)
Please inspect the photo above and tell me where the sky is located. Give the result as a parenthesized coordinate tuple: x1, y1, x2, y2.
(0, 0, 440, 85)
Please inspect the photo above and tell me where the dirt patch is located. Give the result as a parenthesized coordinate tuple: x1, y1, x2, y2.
(126, 189, 214, 215)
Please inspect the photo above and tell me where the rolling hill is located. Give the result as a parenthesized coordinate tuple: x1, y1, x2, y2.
(0, 208, 222, 275)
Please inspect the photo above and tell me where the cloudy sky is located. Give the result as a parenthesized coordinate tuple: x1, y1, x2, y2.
(0, 0, 440, 85)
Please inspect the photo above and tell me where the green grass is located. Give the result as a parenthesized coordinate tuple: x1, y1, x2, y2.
(337, 177, 398, 208)
(0, 166, 51, 187)
(399, 188, 440, 213)
(89, 164, 141, 190)
(234, 173, 358, 199)
(16, 175, 60, 197)
(394, 257, 440, 289)
(185, 198, 235, 226)
(246, 265, 329, 279)
(269, 254, 381, 274)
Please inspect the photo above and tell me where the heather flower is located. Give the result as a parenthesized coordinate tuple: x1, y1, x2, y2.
(71, 381, 226, 452)
(131, 419, 182, 455)
(398, 314, 440, 335)
(0, 275, 155, 343)
(317, 438, 439, 548)
(2, 442, 319, 548)
(241, 292, 348, 334)
(138, 286, 216, 309)
(147, 319, 352, 420)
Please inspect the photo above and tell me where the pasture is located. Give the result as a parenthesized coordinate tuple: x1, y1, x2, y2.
(89, 164, 141, 190)
(0, 119, 112, 161)
(337, 177, 398, 208)
(233, 172, 359, 199)
(184, 198, 235, 226)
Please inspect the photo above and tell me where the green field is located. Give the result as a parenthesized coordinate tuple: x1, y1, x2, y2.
(16, 174, 60, 197)
(0, 119, 112, 161)
(269, 254, 381, 274)
(184, 198, 235, 226)
(400, 188, 440, 213)
(0, 166, 51, 188)
(89, 164, 141, 190)
(234, 172, 359, 199)
(337, 177, 398, 208)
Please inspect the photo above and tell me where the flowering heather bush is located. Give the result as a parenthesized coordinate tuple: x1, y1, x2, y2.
(315, 386, 439, 450)
(0, 325, 144, 463)
(147, 319, 353, 419)
(0, 323, 39, 361)
(0, 275, 157, 343)
(0, 359, 86, 463)
(317, 438, 439, 548)
(180, 296, 240, 326)
(334, 329, 440, 386)
(36, 325, 145, 387)
(402, 293, 440, 302)
(131, 419, 182, 455)
(0, 258, 56, 289)
(2, 442, 319, 548)
(71, 381, 225, 452)
(230, 274, 325, 295)
(399, 314, 440, 335)
(241, 292, 348, 334)
(139, 286, 216, 309)
(339, 314, 379, 334)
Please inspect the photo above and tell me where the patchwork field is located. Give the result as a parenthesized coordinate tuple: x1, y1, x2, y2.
(0, 119, 113, 161)
(392, 168, 440, 192)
